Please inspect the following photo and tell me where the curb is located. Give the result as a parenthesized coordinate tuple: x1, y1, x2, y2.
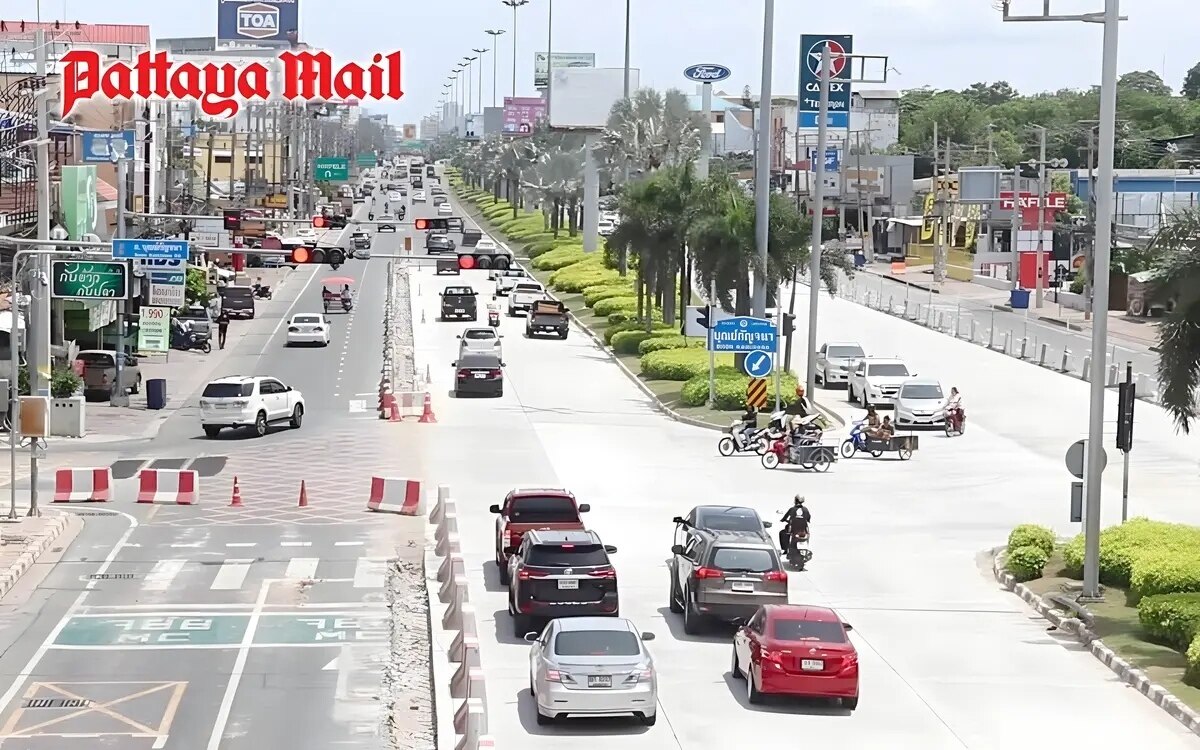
(0, 512, 69, 600)
(989, 546, 1200, 736)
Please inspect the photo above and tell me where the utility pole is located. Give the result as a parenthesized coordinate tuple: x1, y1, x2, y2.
(1035, 124, 1047, 308)
(111, 140, 130, 409)
(752, 0, 775, 318)
(473, 48, 487, 114)
(1084, 125, 1097, 320)
(502, 0, 529, 100)
(30, 29, 51, 399)
(545, 2, 554, 122)
(803, 42, 830, 396)
(485, 30, 504, 108)
(932, 121, 948, 283)
(1010, 165, 1022, 290)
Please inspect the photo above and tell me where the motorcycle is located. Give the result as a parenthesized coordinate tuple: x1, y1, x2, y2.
(368, 212, 374, 221)
(945, 406, 966, 436)
(840, 420, 884, 458)
(341, 297, 353, 312)
(172, 329, 211, 354)
(718, 420, 770, 457)
(761, 427, 833, 471)
(785, 525, 813, 570)
(252, 284, 272, 300)
(488, 309, 500, 327)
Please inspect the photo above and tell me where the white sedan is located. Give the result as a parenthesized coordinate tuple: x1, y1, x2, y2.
(437, 202, 452, 215)
(475, 237, 497, 252)
(286, 313, 331, 346)
(412, 191, 426, 202)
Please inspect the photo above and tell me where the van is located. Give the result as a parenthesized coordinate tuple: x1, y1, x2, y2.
(218, 286, 256, 320)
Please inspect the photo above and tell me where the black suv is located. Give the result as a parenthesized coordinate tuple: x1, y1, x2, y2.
(508, 529, 619, 638)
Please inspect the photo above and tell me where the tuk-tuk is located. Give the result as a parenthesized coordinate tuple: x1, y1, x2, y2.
(322, 276, 355, 313)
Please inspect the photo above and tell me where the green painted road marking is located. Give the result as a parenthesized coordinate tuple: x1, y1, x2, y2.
(253, 614, 389, 644)
(55, 616, 249, 646)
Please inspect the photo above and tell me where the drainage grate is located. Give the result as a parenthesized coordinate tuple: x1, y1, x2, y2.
(23, 698, 92, 709)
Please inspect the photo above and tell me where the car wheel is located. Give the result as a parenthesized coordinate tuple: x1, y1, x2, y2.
(816, 368, 824, 387)
(682, 588, 702, 635)
(639, 712, 657, 726)
(860, 390, 869, 409)
(203, 425, 222, 438)
(132, 376, 142, 394)
(254, 411, 268, 437)
(668, 570, 683, 614)
(730, 645, 744, 679)
(843, 696, 859, 710)
(290, 405, 304, 429)
(746, 668, 765, 704)
(535, 708, 553, 726)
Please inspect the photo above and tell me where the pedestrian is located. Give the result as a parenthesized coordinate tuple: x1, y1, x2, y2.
(216, 309, 230, 350)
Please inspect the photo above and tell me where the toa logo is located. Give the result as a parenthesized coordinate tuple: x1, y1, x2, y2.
(683, 64, 732, 83)
(236, 2, 280, 40)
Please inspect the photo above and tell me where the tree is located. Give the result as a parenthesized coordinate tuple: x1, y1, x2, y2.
(1183, 62, 1200, 100)
(185, 267, 211, 307)
(962, 81, 1017, 107)
(1148, 207, 1200, 432)
(1118, 70, 1172, 97)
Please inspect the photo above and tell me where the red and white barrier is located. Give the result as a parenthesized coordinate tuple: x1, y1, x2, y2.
(391, 391, 426, 420)
(367, 477, 423, 515)
(136, 469, 198, 505)
(53, 468, 113, 503)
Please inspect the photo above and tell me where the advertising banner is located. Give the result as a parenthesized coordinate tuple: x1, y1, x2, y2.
(1000, 191, 1068, 229)
(503, 97, 547, 135)
(534, 52, 595, 89)
(798, 34, 853, 129)
(137, 306, 171, 353)
(59, 165, 98, 241)
(81, 130, 135, 163)
(216, 0, 299, 44)
(148, 273, 186, 308)
(402, 124, 416, 139)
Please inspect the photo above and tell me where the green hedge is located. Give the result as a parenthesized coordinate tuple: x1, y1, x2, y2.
(582, 284, 635, 307)
(609, 308, 663, 325)
(1138, 593, 1200, 652)
(641, 348, 734, 381)
(533, 247, 587, 271)
(591, 296, 639, 317)
(638, 335, 698, 355)
(1006, 545, 1050, 582)
(603, 320, 673, 345)
(1131, 553, 1200, 603)
(679, 368, 800, 409)
(610, 330, 659, 355)
(1062, 518, 1200, 587)
(1007, 525, 1056, 556)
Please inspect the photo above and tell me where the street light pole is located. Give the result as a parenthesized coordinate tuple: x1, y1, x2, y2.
(545, 1, 554, 121)
(623, 0, 632, 101)
(804, 43, 831, 396)
(501, 0, 529, 100)
(472, 48, 487, 114)
(751, 0, 775, 318)
(485, 30, 505, 108)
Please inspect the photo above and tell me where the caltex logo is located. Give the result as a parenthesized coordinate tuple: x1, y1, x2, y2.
(806, 39, 848, 79)
(236, 2, 280, 39)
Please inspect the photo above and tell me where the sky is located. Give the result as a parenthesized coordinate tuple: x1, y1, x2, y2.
(4, 0, 1197, 125)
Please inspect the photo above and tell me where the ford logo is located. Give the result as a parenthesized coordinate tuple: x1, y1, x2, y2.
(683, 64, 731, 83)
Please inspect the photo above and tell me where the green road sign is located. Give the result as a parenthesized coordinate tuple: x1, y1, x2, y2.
(356, 153, 375, 166)
(254, 614, 389, 644)
(55, 615, 248, 646)
(314, 156, 349, 181)
(51, 260, 129, 301)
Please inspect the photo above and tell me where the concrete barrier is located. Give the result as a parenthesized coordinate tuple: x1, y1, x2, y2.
(136, 469, 198, 505)
(435, 511, 459, 548)
(476, 736, 495, 749)
(441, 577, 470, 630)
(450, 630, 480, 666)
(53, 467, 114, 503)
(450, 608, 479, 663)
(439, 567, 467, 603)
(435, 530, 461, 558)
(430, 484, 451, 524)
(437, 553, 465, 584)
(453, 698, 487, 750)
(451, 664, 486, 701)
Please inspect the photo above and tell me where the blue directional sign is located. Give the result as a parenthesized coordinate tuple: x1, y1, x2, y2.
(743, 350, 774, 378)
(798, 34, 853, 129)
(708, 317, 777, 353)
(81, 130, 136, 163)
(111, 239, 189, 261)
(807, 147, 840, 173)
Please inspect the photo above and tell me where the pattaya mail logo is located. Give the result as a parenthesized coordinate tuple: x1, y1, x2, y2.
(60, 49, 404, 118)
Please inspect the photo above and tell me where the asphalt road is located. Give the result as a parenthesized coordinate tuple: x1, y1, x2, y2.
(399, 189, 1200, 748)
(0, 184, 432, 749)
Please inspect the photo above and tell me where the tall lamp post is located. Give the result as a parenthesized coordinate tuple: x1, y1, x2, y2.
(999, 0, 1126, 601)
(501, 0, 529, 99)
(462, 56, 478, 128)
(472, 48, 488, 114)
(751, 0, 775, 317)
(485, 29, 506, 107)
(441, 84, 451, 132)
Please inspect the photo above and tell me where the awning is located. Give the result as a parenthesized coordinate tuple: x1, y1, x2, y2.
(95, 179, 118, 202)
(888, 217, 924, 228)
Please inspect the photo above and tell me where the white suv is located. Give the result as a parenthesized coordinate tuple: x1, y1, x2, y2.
(199, 376, 306, 438)
(847, 357, 914, 409)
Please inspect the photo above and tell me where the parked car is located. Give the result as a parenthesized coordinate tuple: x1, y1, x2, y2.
(77, 349, 141, 401)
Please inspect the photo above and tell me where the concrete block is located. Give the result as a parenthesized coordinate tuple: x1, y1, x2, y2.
(450, 632, 479, 666)
(429, 485, 452, 525)
(437, 553, 465, 584)
(450, 608, 479, 660)
(453, 698, 487, 750)
(439, 564, 467, 602)
(434, 511, 459, 547)
(451, 664, 486, 703)
(435, 529, 461, 558)
(441, 576, 469, 629)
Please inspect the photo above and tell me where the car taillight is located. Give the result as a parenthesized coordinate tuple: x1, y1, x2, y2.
(624, 668, 653, 684)
(288, 326, 300, 332)
(489, 369, 502, 377)
(694, 567, 723, 580)
(312, 327, 323, 333)
(590, 567, 616, 579)
(760, 649, 785, 664)
(457, 369, 469, 379)
(231, 400, 249, 407)
(544, 669, 562, 682)
(502, 529, 512, 549)
(764, 570, 788, 583)
(518, 569, 548, 580)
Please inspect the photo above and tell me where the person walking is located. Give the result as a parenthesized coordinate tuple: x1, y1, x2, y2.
(216, 309, 230, 350)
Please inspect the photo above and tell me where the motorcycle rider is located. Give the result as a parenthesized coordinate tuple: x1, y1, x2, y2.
(778, 495, 812, 553)
(736, 405, 760, 444)
(784, 385, 811, 430)
(946, 387, 964, 430)
(340, 284, 353, 308)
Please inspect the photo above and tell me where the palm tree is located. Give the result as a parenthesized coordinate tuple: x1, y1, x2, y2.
(1149, 207, 1200, 431)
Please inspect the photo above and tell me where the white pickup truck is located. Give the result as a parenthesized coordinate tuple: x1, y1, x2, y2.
(491, 269, 529, 296)
(507, 281, 548, 317)
(847, 357, 915, 409)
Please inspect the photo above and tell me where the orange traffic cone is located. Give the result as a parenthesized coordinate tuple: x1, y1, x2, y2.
(389, 402, 401, 422)
(297, 480, 309, 508)
(418, 392, 437, 423)
(229, 477, 243, 507)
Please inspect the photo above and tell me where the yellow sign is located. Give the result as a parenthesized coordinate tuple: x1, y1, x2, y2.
(920, 193, 936, 242)
(264, 193, 288, 209)
(746, 378, 768, 409)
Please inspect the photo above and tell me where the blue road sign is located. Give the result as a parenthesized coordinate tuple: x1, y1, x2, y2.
(111, 239, 189, 261)
(743, 350, 774, 378)
(708, 317, 777, 353)
(807, 147, 840, 173)
(798, 34, 853, 130)
(81, 130, 136, 163)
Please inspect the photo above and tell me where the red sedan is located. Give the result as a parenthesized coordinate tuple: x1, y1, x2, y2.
(730, 604, 859, 709)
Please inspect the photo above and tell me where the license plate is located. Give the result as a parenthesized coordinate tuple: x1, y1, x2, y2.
(454, 309, 464, 313)
(473, 372, 487, 379)
(731, 581, 754, 592)
(587, 674, 611, 688)
(557, 578, 579, 590)
(801, 659, 824, 671)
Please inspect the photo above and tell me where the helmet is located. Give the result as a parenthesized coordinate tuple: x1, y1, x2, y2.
(793, 494, 805, 506)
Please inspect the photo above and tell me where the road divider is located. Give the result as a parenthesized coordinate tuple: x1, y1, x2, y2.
(135, 468, 198, 505)
(366, 476, 423, 515)
(52, 467, 113, 503)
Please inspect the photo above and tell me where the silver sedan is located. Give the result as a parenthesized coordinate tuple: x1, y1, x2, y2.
(527, 617, 657, 726)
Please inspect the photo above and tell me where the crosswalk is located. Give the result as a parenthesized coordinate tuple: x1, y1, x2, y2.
(137, 556, 391, 593)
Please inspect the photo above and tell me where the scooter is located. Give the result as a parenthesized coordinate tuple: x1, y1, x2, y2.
(761, 424, 832, 471)
(718, 420, 769, 457)
(785, 526, 813, 570)
(172, 329, 212, 354)
(341, 297, 353, 312)
(252, 284, 272, 300)
(945, 406, 966, 436)
(840, 420, 884, 458)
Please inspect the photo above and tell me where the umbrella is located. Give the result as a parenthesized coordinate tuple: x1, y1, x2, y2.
(322, 276, 355, 286)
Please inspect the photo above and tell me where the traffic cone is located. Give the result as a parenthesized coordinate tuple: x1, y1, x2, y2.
(297, 481, 309, 508)
(418, 392, 437, 423)
(389, 402, 401, 422)
(229, 477, 243, 507)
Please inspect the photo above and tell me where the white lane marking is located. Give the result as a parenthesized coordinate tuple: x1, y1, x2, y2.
(210, 559, 253, 590)
(280, 541, 312, 547)
(349, 400, 368, 413)
(334, 541, 364, 547)
(262, 266, 322, 355)
(153, 735, 168, 749)
(225, 542, 256, 548)
(285, 557, 320, 579)
(169, 542, 204, 549)
(353, 558, 388, 588)
(205, 578, 271, 750)
(144, 560, 187, 592)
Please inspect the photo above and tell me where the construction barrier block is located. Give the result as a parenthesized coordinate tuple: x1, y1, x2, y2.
(367, 477, 423, 515)
(53, 467, 113, 503)
(136, 469, 198, 505)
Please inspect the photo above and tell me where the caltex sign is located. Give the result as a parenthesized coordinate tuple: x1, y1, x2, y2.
(217, 0, 299, 44)
(797, 34, 853, 130)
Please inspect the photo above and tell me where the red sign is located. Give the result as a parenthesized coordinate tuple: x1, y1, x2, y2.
(60, 49, 404, 119)
(999, 191, 1067, 229)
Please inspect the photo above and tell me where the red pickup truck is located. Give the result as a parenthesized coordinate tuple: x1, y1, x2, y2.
(490, 488, 590, 585)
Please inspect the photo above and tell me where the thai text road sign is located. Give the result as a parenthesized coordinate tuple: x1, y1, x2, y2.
(51, 261, 129, 300)
(314, 157, 349, 181)
(798, 34, 853, 129)
(708, 317, 777, 353)
(81, 130, 135, 163)
(746, 378, 769, 409)
(111, 238, 189, 261)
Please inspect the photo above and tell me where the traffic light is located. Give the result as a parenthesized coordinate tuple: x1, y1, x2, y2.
(414, 218, 449, 231)
(696, 304, 712, 329)
(781, 313, 795, 337)
(1116, 380, 1136, 452)
(288, 246, 346, 270)
(223, 209, 242, 231)
(312, 215, 330, 228)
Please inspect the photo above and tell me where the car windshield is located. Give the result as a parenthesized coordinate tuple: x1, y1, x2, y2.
(77, 352, 116, 366)
(444, 287, 473, 296)
(868, 363, 910, 377)
(293, 315, 321, 325)
(525, 544, 608, 567)
(697, 508, 762, 532)
(202, 382, 254, 398)
(772, 618, 848, 643)
(220, 287, 254, 301)
(554, 630, 641, 657)
(464, 330, 495, 340)
(902, 384, 943, 399)
(710, 547, 777, 573)
(828, 346, 865, 359)
(508, 495, 578, 522)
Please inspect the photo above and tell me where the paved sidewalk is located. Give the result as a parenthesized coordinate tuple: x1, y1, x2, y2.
(0, 512, 71, 600)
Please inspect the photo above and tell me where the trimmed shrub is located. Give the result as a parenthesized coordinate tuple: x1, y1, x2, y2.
(1061, 518, 1200, 586)
(582, 284, 634, 307)
(1187, 633, 1200, 688)
(610, 330, 659, 356)
(679, 368, 799, 409)
(556, 272, 621, 294)
(1137, 593, 1200, 652)
(603, 320, 673, 345)
(532, 246, 586, 271)
(608, 308, 663, 325)
(1131, 553, 1200, 602)
(1006, 545, 1050, 583)
(1007, 525, 1056, 556)
(641, 348, 733, 381)
(526, 241, 557, 259)
(638, 335, 698, 355)
(591, 296, 639, 317)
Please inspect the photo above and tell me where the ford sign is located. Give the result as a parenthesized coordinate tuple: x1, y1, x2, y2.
(683, 64, 732, 83)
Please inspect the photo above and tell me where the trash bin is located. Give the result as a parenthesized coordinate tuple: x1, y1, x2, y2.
(853, 253, 866, 268)
(1010, 288, 1031, 310)
(146, 378, 167, 410)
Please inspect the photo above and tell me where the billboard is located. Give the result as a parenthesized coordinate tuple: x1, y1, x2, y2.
(217, 0, 299, 44)
(503, 97, 547, 135)
(798, 34, 853, 129)
(60, 165, 98, 241)
(534, 52, 595, 89)
(548, 68, 638, 131)
(402, 124, 416, 139)
(81, 130, 135, 163)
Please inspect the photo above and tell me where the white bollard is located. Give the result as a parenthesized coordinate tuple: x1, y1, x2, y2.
(970, 320, 978, 342)
(435, 532, 461, 559)
(934, 311, 944, 331)
(1018, 337, 1029, 359)
(437, 553, 466, 584)
(1081, 356, 1091, 382)
(1038, 343, 1049, 366)
(987, 325, 996, 350)
(1060, 349, 1071, 372)
(441, 577, 469, 630)
(886, 294, 894, 313)
(1136, 372, 1152, 397)
(1000, 331, 1010, 354)
(902, 300, 910, 318)
(453, 698, 487, 750)
(922, 306, 931, 326)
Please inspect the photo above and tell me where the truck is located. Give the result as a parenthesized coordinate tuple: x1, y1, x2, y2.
(489, 487, 591, 585)
(439, 286, 478, 321)
(490, 268, 528, 296)
(525, 299, 569, 339)
(78, 349, 142, 401)
(507, 281, 548, 317)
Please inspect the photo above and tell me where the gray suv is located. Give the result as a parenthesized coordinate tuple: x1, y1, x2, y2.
(668, 528, 788, 635)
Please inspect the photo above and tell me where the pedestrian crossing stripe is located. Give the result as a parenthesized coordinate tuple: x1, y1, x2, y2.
(137, 557, 390, 592)
(746, 378, 768, 408)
